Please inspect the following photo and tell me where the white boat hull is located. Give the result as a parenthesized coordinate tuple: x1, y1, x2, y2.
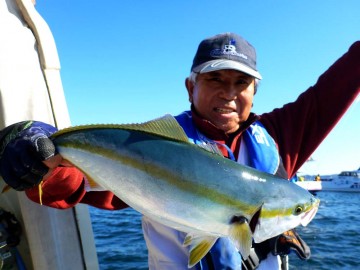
(295, 169, 360, 193)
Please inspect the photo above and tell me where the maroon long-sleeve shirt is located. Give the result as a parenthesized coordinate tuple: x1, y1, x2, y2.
(26, 41, 360, 210)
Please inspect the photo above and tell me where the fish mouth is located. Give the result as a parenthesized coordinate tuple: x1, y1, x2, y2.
(300, 204, 319, 226)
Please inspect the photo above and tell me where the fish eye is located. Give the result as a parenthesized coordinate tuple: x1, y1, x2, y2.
(294, 204, 304, 215)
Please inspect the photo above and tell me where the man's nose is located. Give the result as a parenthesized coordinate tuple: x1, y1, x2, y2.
(219, 86, 237, 100)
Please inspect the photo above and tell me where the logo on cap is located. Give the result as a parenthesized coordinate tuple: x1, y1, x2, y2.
(210, 38, 248, 60)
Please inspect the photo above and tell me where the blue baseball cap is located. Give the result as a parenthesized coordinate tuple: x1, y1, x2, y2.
(191, 32, 262, 80)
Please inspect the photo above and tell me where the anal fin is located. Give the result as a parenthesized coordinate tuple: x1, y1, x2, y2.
(183, 233, 218, 268)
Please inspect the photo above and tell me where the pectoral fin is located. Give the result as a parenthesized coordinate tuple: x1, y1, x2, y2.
(183, 233, 218, 268)
(83, 173, 106, 191)
(65, 160, 106, 191)
(229, 216, 253, 259)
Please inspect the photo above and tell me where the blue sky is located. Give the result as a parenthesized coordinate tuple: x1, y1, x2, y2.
(36, 0, 359, 175)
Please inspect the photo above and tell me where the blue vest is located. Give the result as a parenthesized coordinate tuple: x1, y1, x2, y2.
(175, 111, 280, 270)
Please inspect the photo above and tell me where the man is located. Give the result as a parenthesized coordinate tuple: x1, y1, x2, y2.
(0, 32, 359, 269)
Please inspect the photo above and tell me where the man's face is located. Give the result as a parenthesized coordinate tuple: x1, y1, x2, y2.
(186, 69, 255, 134)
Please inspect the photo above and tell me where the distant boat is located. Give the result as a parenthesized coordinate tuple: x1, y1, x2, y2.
(295, 168, 360, 193)
(294, 180, 322, 193)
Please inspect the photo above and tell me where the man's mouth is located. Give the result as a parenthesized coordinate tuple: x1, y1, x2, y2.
(214, 108, 235, 114)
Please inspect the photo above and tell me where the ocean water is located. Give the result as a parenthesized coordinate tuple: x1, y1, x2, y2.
(89, 191, 360, 269)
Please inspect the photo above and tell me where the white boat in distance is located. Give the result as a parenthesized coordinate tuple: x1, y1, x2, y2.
(295, 167, 360, 193)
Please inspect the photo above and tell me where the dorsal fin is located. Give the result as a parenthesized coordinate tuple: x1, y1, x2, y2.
(52, 114, 226, 157)
(120, 114, 190, 142)
(52, 114, 190, 143)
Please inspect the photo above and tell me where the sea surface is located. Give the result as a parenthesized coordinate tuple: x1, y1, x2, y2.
(89, 191, 360, 270)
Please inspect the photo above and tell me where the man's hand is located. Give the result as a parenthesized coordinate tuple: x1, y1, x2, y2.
(0, 121, 59, 191)
(251, 229, 310, 266)
(272, 229, 311, 260)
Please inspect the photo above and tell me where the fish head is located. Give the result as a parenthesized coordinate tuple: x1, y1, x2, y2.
(252, 182, 320, 243)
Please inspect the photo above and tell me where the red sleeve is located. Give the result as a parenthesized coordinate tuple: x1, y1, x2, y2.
(25, 166, 127, 210)
(260, 41, 360, 178)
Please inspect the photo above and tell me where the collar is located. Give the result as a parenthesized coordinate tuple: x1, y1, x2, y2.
(190, 105, 259, 143)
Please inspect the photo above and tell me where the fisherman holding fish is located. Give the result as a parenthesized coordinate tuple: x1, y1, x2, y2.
(0, 33, 359, 269)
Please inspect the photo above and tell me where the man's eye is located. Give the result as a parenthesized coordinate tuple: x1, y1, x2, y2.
(237, 79, 249, 85)
(208, 77, 221, 82)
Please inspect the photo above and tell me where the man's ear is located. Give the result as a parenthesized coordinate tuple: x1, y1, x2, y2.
(185, 78, 194, 103)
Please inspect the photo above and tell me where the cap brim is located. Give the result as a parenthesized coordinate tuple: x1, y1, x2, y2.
(192, 59, 262, 80)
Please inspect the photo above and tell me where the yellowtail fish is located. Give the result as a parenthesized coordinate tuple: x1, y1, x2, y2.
(51, 115, 319, 268)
